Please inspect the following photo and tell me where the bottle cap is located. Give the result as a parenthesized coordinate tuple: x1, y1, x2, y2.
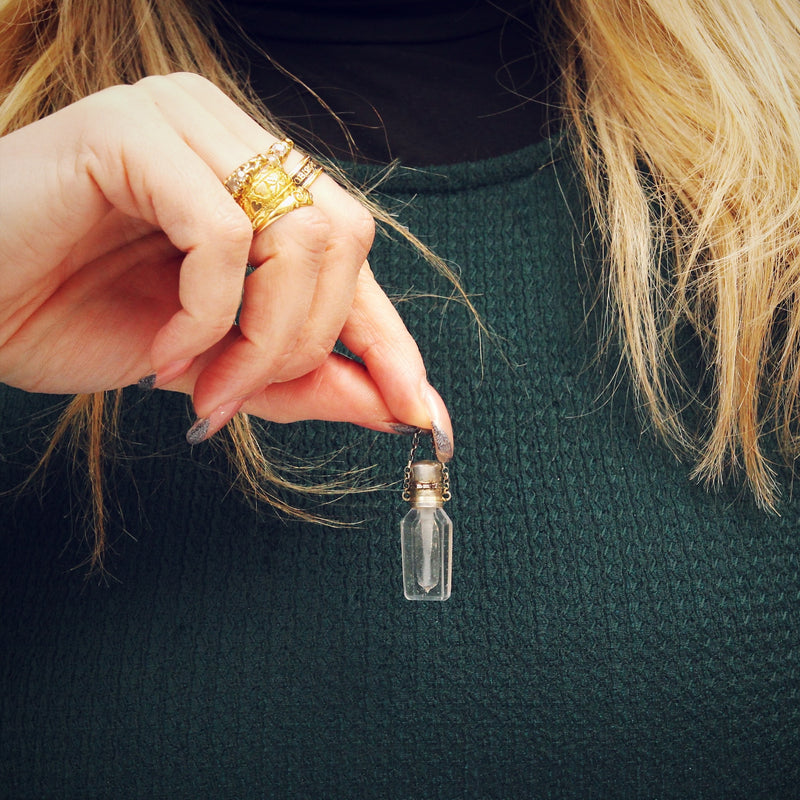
(408, 460, 444, 507)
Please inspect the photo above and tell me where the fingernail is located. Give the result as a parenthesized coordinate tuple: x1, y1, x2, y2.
(185, 398, 244, 445)
(431, 421, 454, 461)
(421, 382, 454, 461)
(137, 373, 157, 391)
(390, 423, 419, 436)
(186, 417, 211, 445)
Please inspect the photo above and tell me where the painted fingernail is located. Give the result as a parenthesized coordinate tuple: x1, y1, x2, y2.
(421, 382, 454, 461)
(185, 398, 244, 445)
(431, 421, 454, 461)
(186, 416, 211, 445)
(390, 423, 419, 436)
(137, 373, 157, 391)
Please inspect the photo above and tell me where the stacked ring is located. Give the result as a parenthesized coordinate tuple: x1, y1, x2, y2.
(224, 139, 323, 232)
(289, 155, 324, 189)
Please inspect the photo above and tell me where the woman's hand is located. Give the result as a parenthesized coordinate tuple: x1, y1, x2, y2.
(0, 73, 452, 458)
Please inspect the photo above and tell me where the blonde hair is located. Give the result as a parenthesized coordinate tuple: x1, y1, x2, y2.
(556, 0, 800, 508)
(2, 0, 800, 567)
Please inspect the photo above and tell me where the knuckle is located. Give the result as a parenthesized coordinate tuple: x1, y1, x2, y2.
(268, 325, 338, 382)
(76, 85, 154, 159)
(199, 317, 235, 342)
(165, 71, 207, 85)
(164, 72, 219, 96)
(357, 335, 383, 366)
(130, 75, 178, 105)
(82, 84, 144, 122)
(270, 207, 330, 258)
(301, 207, 333, 248)
(346, 202, 376, 258)
(207, 202, 253, 250)
(132, 74, 164, 92)
(135, 72, 208, 93)
(131, 74, 207, 110)
(303, 337, 337, 370)
(274, 342, 332, 383)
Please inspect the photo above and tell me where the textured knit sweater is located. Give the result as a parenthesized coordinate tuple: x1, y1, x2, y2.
(1, 136, 799, 799)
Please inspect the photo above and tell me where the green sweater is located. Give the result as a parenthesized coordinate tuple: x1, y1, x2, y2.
(1, 137, 798, 799)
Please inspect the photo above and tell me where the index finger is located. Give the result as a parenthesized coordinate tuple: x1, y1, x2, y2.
(339, 263, 454, 460)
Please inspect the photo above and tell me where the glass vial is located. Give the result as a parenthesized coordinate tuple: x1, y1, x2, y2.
(401, 460, 452, 601)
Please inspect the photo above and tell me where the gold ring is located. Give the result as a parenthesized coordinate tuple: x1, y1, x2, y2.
(225, 140, 315, 232)
(224, 138, 294, 199)
(235, 163, 313, 232)
(289, 155, 324, 189)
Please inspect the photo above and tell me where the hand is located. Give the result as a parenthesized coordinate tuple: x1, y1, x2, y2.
(0, 73, 453, 459)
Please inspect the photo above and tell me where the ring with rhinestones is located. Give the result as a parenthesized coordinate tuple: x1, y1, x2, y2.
(224, 138, 295, 200)
(224, 140, 315, 232)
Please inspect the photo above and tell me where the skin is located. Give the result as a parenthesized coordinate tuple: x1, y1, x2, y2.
(0, 72, 453, 459)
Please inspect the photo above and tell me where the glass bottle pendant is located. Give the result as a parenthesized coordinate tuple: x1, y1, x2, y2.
(401, 460, 452, 601)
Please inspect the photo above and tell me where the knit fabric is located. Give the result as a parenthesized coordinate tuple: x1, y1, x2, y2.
(1, 137, 799, 799)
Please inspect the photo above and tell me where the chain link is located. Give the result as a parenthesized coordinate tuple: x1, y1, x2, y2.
(441, 462, 451, 502)
(401, 430, 421, 501)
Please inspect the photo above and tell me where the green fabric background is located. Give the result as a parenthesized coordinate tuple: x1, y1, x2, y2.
(1, 138, 799, 798)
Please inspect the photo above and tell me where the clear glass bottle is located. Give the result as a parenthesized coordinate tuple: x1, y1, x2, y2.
(401, 460, 452, 601)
